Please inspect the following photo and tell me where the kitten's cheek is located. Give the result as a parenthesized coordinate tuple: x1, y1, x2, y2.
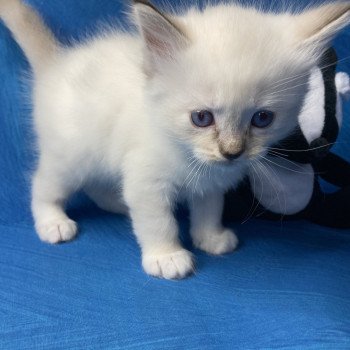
(245, 148, 262, 160)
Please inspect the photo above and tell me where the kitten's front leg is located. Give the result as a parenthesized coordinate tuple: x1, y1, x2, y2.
(190, 191, 238, 255)
(124, 179, 194, 280)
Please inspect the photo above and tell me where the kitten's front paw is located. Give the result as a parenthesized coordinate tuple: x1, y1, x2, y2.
(142, 249, 195, 280)
(36, 219, 78, 244)
(193, 228, 238, 255)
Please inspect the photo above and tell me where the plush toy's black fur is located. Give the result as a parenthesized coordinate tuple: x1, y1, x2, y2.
(304, 153, 350, 228)
(223, 152, 350, 228)
(224, 48, 350, 229)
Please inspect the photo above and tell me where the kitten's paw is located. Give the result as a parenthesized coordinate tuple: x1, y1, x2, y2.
(142, 249, 195, 280)
(193, 228, 238, 255)
(36, 219, 78, 244)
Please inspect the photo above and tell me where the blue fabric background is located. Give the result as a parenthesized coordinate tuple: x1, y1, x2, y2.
(0, 1, 350, 349)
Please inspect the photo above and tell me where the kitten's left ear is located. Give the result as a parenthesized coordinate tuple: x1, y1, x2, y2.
(294, 2, 350, 48)
(133, 0, 189, 72)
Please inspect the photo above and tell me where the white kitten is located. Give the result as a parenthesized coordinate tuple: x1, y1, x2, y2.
(0, 0, 349, 279)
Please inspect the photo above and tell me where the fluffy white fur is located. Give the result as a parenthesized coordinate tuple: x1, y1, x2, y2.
(1, 0, 350, 279)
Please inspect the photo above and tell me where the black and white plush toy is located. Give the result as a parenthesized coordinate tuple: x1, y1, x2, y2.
(224, 48, 350, 228)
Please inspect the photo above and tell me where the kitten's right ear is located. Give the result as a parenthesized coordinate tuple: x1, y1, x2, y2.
(133, 0, 189, 72)
(294, 2, 350, 49)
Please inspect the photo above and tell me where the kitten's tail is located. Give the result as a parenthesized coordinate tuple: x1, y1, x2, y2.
(0, 0, 58, 73)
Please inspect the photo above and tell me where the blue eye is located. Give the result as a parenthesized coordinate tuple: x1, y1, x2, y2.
(251, 110, 275, 128)
(191, 110, 215, 128)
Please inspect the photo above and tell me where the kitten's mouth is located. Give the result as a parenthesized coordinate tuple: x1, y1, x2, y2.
(205, 156, 245, 167)
(217, 158, 243, 167)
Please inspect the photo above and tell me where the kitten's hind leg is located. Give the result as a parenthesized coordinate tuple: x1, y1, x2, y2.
(31, 162, 78, 244)
(84, 185, 129, 215)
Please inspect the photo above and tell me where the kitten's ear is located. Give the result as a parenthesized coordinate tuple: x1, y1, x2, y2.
(133, 0, 189, 71)
(294, 2, 350, 47)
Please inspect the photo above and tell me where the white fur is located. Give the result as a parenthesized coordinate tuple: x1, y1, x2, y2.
(1, 0, 350, 279)
(336, 71, 350, 127)
(249, 159, 314, 215)
(298, 67, 325, 144)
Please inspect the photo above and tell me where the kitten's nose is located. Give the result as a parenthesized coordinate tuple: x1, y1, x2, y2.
(222, 149, 244, 161)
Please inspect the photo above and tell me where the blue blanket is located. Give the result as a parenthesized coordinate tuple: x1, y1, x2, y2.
(0, 1, 350, 349)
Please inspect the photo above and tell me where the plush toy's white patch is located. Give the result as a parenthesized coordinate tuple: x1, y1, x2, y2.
(336, 72, 350, 127)
(298, 67, 325, 144)
(249, 158, 314, 215)
(336, 71, 350, 98)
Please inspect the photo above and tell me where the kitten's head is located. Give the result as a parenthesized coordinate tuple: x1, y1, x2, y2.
(133, 1, 350, 166)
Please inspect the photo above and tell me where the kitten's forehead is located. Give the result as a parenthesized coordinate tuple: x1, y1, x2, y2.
(185, 6, 290, 47)
(185, 5, 307, 67)
(173, 5, 312, 107)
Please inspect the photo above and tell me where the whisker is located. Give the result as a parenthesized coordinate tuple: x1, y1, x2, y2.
(242, 162, 264, 225)
(266, 54, 350, 91)
(266, 79, 316, 96)
(266, 154, 308, 171)
(186, 160, 202, 189)
(241, 164, 259, 224)
(187, 157, 198, 169)
(268, 141, 340, 153)
(175, 157, 200, 202)
(268, 150, 289, 158)
(190, 161, 204, 192)
(258, 159, 287, 217)
(264, 81, 331, 99)
(258, 155, 314, 175)
(194, 161, 206, 194)
(263, 74, 337, 99)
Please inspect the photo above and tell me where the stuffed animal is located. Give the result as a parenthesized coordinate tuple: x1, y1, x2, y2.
(224, 48, 350, 229)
